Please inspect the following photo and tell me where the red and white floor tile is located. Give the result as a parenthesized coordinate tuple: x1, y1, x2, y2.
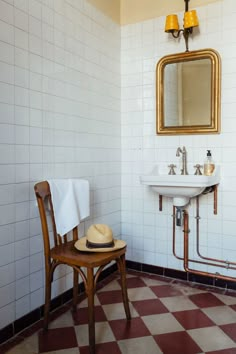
(3, 271, 236, 354)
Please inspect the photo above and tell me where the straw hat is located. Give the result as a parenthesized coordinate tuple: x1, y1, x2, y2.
(74, 224, 126, 252)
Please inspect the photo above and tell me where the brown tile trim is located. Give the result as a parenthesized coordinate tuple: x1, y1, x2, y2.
(126, 260, 236, 291)
(188, 272, 214, 287)
(0, 263, 118, 348)
(165, 267, 188, 281)
(14, 309, 41, 335)
(0, 324, 13, 346)
(142, 263, 164, 276)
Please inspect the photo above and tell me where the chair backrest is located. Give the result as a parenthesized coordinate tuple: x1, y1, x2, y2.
(34, 181, 78, 260)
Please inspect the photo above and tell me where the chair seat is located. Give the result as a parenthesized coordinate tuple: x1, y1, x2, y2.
(51, 240, 127, 268)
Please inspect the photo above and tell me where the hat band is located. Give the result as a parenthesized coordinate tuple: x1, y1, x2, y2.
(86, 240, 115, 249)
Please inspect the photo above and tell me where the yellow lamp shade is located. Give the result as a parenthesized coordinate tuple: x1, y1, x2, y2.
(184, 10, 199, 29)
(165, 14, 179, 32)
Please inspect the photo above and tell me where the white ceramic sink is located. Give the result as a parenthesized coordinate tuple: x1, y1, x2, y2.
(140, 166, 220, 207)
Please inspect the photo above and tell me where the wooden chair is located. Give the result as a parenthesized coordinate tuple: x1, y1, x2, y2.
(34, 181, 131, 354)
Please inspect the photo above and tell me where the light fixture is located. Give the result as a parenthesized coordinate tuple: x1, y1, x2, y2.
(165, 0, 199, 52)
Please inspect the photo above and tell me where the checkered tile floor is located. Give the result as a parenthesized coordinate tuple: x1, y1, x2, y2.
(3, 271, 236, 354)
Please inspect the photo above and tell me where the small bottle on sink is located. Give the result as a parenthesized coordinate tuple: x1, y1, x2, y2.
(204, 150, 215, 176)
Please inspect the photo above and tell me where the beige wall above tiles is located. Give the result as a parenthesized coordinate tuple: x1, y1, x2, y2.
(87, 0, 120, 23)
(88, 0, 221, 25)
(120, 0, 221, 24)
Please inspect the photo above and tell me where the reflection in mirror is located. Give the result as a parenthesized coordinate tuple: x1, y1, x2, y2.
(156, 49, 221, 135)
(164, 59, 211, 127)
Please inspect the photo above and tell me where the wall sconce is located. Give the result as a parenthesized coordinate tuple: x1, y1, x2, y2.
(165, 0, 199, 52)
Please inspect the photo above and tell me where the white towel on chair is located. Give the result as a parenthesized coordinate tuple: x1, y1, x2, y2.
(48, 179, 90, 236)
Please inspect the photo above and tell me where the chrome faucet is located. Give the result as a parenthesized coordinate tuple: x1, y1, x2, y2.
(176, 146, 188, 175)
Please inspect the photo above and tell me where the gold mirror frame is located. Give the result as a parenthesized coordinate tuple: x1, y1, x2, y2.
(156, 49, 221, 135)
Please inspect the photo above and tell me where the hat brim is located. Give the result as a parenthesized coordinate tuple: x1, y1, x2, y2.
(74, 237, 126, 252)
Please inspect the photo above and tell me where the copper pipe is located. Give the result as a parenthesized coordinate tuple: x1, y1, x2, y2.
(196, 196, 236, 269)
(172, 207, 226, 268)
(172, 204, 236, 272)
(159, 195, 163, 211)
(183, 209, 236, 283)
(214, 184, 218, 215)
(183, 210, 189, 270)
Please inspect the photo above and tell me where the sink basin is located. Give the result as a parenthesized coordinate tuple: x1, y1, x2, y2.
(140, 166, 220, 207)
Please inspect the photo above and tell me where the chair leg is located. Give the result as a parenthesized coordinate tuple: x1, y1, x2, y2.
(117, 255, 131, 320)
(72, 269, 78, 312)
(87, 268, 95, 354)
(43, 269, 52, 330)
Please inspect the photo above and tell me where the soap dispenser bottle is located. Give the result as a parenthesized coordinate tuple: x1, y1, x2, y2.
(204, 150, 215, 176)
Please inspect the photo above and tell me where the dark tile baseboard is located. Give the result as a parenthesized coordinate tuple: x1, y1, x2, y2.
(0, 263, 117, 346)
(126, 260, 236, 291)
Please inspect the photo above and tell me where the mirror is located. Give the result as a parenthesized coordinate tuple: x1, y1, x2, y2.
(156, 49, 221, 135)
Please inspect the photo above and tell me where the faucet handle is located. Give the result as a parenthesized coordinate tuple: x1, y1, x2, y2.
(168, 164, 176, 175)
(194, 164, 203, 175)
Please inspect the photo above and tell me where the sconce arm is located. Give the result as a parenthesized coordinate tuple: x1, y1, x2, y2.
(170, 27, 193, 52)
(171, 29, 183, 39)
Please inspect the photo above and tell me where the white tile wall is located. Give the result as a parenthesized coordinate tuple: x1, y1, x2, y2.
(0, 0, 121, 328)
(1, 0, 236, 332)
(121, 0, 236, 277)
